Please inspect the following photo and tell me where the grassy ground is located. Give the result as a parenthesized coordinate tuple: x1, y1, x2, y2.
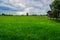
(0, 16, 60, 40)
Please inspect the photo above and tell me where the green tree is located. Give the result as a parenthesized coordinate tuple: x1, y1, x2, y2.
(2, 13, 5, 16)
(49, 0, 60, 19)
(26, 13, 29, 16)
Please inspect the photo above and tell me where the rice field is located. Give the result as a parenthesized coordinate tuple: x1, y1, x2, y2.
(0, 16, 60, 40)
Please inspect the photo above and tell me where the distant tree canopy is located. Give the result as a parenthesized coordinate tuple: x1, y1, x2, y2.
(50, 0, 60, 13)
(1, 13, 13, 16)
(2, 13, 5, 16)
(48, 0, 60, 19)
(26, 13, 29, 16)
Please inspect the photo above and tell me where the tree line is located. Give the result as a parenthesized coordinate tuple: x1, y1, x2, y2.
(0, 13, 47, 16)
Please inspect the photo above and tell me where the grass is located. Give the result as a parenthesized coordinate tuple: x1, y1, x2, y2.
(0, 16, 60, 40)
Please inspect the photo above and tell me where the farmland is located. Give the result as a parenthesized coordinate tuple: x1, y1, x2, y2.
(0, 16, 60, 40)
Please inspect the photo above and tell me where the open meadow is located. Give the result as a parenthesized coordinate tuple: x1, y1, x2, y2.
(0, 16, 60, 40)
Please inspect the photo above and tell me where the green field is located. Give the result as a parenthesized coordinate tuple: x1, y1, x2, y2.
(0, 16, 60, 40)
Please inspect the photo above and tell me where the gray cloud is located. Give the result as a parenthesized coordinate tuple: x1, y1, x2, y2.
(0, 0, 54, 15)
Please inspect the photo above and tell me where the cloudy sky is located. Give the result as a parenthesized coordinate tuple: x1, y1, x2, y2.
(0, 0, 54, 15)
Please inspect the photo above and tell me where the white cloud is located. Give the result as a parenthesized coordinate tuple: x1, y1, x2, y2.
(18, 3, 26, 8)
(16, 12, 26, 15)
(16, 7, 47, 15)
(16, 7, 33, 15)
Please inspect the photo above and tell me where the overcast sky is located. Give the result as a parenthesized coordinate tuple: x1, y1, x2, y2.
(0, 0, 54, 15)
